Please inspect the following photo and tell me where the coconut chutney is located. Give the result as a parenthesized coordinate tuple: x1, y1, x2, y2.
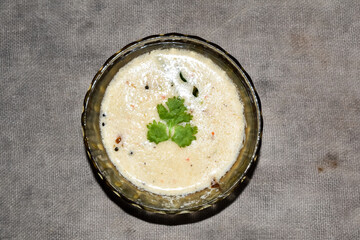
(100, 48, 245, 196)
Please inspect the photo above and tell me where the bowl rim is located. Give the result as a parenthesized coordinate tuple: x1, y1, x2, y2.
(81, 33, 263, 214)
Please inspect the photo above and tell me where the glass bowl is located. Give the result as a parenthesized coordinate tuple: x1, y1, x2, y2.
(81, 33, 262, 214)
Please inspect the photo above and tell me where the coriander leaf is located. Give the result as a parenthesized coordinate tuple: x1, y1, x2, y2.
(157, 104, 173, 121)
(171, 124, 198, 147)
(147, 96, 197, 147)
(166, 97, 187, 113)
(147, 120, 169, 144)
(157, 97, 192, 128)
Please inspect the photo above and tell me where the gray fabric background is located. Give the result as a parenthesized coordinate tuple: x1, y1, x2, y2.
(1, 0, 359, 239)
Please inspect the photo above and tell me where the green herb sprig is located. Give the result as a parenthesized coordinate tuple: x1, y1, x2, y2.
(147, 97, 198, 147)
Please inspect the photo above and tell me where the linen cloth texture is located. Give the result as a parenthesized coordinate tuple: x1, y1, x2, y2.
(1, 0, 359, 239)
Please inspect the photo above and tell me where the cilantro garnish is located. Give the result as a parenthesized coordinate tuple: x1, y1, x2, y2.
(146, 120, 169, 144)
(157, 97, 192, 128)
(171, 124, 198, 147)
(147, 97, 197, 147)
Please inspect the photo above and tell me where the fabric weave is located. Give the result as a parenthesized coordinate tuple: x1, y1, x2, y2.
(1, 0, 359, 239)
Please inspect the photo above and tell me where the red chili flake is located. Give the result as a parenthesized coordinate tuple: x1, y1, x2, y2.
(126, 81, 136, 88)
(161, 95, 166, 100)
(186, 158, 190, 162)
(211, 132, 215, 136)
(211, 178, 220, 188)
(115, 136, 122, 144)
(130, 104, 135, 108)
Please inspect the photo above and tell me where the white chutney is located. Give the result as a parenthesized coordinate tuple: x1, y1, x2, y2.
(100, 48, 245, 196)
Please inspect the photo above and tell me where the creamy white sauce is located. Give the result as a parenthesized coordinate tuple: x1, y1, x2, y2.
(100, 49, 245, 196)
